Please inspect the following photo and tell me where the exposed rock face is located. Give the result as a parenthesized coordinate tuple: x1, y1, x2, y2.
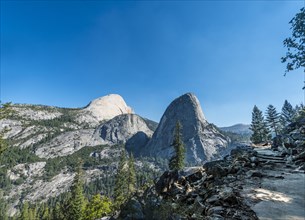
(0, 119, 23, 138)
(35, 129, 103, 158)
(0, 94, 161, 217)
(83, 94, 133, 122)
(94, 114, 153, 153)
(144, 93, 230, 165)
(12, 105, 62, 121)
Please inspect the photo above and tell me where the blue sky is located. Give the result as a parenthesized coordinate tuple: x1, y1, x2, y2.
(1, 1, 304, 126)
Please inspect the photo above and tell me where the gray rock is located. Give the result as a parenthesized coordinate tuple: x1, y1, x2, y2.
(82, 94, 133, 122)
(143, 93, 230, 165)
(94, 114, 153, 152)
(142, 93, 230, 164)
(35, 129, 102, 158)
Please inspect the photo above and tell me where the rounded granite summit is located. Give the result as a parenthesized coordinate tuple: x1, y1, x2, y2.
(143, 92, 230, 165)
(85, 94, 133, 121)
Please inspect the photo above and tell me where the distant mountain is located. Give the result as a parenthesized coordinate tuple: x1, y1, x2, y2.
(220, 123, 252, 135)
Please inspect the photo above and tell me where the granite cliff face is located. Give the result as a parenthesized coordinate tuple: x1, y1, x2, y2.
(0, 94, 155, 216)
(0, 93, 232, 216)
(93, 114, 153, 151)
(144, 93, 230, 165)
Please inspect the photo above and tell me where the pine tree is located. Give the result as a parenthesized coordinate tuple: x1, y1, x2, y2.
(66, 161, 86, 220)
(250, 105, 270, 144)
(20, 201, 30, 220)
(0, 103, 14, 156)
(0, 191, 8, 220)
(127, 153, 136, 196)
(169, 121, 185, 171)
(41, 203, 50, 220)
(52, 202, 65, 220)
(281, 100, 296, 127)
(265, 105, 281, 136)
(113, 150, 128, 209)
(84, 194, 112, 220)
(28, 205, 37, 220)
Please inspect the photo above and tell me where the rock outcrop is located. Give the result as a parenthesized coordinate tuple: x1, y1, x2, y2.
(94, 114, 153, 154)
(272, 117, 305, 170)
(83, 94, 133, 122)
(121, 144, 305, 220)
(120, 146, 260, 220)
(144, 93, 230, 165)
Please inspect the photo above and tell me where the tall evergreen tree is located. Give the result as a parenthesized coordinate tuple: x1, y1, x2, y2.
(52, 202, 65, 220)
(127, 153, 136, 196)
(66, 161, 86, 220)
(19, 201, 30, 220)
(0, 191, 8, 220)
(281, 100, 296, 127)
(113, 150, 128, 209)
(265, 105, 281, 136)
(41, 204, 50, 220)
(0, 103, 14, 156)
(250, 106, 270, 144)
(169, 121, 185, 171)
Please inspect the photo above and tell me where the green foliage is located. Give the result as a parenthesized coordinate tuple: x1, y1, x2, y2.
(293, 105, 305, 122)
(250, 105, 271, 144)
(265, 105, 281, 136)
(19, 201, 30, 220)
(169, 121, 185, 171)
(113, 150, 128, 209)
(66, 161, 86, 220)
(0, 191, 8, 220)
(282, 7, 305, 74)
(0, 102, 14, 157)
(281, 100, 296, 128)
(127, 153, 136, 195)
(84, 194, 112, 220)
(43, 145, 109, 180)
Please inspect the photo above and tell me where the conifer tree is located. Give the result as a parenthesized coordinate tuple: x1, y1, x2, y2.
(127, 153, 136, 196)
(250, 106, 270, 144)
(113, 150, 128, 209)
(41, 203, 50, 220)
(280, 100, 296, 127)
(20, 201, 30, 220)
(84, 194, 112, 220)
(265, 105, 281, 136)
(169, 121, 185, 171)
(0, 103, 14, 156)
(28, 205, 37, 220)
(0, 191, 8, 220)
(66, 161, 86, 220)
(52, 202, 65, 220)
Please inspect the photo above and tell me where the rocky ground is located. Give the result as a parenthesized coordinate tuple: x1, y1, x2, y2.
(118, 145, 305, 220)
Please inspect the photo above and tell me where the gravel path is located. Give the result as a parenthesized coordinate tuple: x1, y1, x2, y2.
(243, 147, 305, 220)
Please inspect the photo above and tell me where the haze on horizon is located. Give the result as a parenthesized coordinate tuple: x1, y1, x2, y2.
(1, 1, 304, 127)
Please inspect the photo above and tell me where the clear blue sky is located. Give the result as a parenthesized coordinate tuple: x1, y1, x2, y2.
(1, 1, 304, 127)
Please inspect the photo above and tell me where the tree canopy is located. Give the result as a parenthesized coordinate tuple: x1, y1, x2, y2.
(169, 121, 185, 171)
(282, 7, 305, 74)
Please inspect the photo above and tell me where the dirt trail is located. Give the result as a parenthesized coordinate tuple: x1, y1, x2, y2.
(243, 147, 305, 220)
